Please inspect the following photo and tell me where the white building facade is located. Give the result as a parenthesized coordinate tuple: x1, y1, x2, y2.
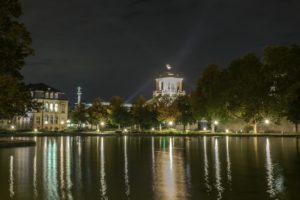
(15, 83, 68, 131)
(153, 64, 185, 98)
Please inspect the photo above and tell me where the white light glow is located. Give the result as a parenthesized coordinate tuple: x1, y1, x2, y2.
(265, 119, 270, 124)
(214, 121, 219, 125)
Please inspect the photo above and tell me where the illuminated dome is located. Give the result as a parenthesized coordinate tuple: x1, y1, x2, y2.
(153, 64, 185, 98)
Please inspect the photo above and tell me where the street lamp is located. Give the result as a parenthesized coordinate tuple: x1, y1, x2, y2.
(226, 129, 229, 133)
(214, 121, 219, 125)
(100, 121, 105, 127)
(11, 125, 15, 130)
(168, 121, 173, 126)
(265, 119, 270, 124)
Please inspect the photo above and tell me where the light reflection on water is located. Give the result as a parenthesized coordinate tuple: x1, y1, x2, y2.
(0, 136, 299, 200)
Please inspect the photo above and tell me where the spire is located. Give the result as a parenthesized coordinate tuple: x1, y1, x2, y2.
(77, 86, 82, 104)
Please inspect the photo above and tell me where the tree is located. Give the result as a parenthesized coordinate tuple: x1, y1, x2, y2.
(132, 96, 158, 130)
(192, 64, 228, 133)
(263, 45, 300, 121)
(0, 75, 31, 120)
(225, 53, 277, 133)
(109, 96, 132, 129)
(174, 95, 195, 132)
(153, 95, 180, 131)
(285, 85, 300, 134)
(0, 0, 34, 120)
(71, 103, 87, 129)
(87, 97, 108, 131)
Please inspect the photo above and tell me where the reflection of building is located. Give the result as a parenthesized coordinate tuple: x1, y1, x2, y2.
(15, 83, 68, 131)
(153, 64, 185, 98)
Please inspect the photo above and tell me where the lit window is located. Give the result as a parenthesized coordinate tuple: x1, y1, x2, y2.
(54, 104, 58, 112)
(50, 103, 54, 112)
(50, 92, 54, 99)
(45, 103, 49, 112)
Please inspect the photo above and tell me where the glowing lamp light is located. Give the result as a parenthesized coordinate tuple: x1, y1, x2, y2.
(34, 128, 38, 132)
(100, 121, 105, 126)
(61, 120, 65, 125)
(82, 123, 86, 128)
(214, 121, 219, 125)
(11, 125, 15, 130)
(226, 129, 229, 133)
(124, 128, 128, 133)
(203, 127, 207, 131)
(45, 121, 49, 125)
(67, 120, 71, 123)
(265, 119, 270, 124)
(151, 127, 155, 131)
(168, 121, 173, 126)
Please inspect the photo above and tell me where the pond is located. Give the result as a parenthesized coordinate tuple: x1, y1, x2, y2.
(0, 136, 299, 200)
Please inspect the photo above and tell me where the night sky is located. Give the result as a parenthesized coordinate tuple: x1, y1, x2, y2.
(21, 0, 300, 103)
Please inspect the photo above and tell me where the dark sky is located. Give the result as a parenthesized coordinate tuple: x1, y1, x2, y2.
(21, 0, 300, 103)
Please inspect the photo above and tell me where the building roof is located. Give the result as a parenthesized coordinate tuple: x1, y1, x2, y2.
(27, 83, 61, 92)
(158, 64, 181, 78)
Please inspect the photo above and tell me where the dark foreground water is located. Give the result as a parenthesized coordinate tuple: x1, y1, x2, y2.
(0, 136, 299, 200)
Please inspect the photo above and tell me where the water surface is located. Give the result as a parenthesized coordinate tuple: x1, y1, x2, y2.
(0, 136, 299, 200)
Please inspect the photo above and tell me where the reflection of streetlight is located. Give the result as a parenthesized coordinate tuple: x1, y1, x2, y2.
(265, 119, 270, 124)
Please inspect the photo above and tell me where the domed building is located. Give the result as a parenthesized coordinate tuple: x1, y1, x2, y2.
(153, 64, 186, 98)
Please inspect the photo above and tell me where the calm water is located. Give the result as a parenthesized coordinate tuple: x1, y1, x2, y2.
(0, 136, 299, 200)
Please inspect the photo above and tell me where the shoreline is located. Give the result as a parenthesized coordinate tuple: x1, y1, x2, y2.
(0, 140, 36, 148)
(0, 131, 299, 138)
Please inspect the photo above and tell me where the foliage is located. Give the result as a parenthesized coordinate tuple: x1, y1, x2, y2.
(0, 75, 32, 119)
(0, 0, 34, 79)
(70, 103, 87, 128)
(285, 85, 300, 133)
(152, 95, 180, 123)
(224, 53, 279, 133)
(87, 97, 109, 127)
(174, 95, 195, 131)
(109, 96, 132, 128)
(191, 64, 228, 132)
(0, 0, 34, 120)
(132, 96, 158, 129)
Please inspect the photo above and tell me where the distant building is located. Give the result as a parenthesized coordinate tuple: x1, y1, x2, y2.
(75, 87, 132, 109)
(15, 83, 68, 131)
(153, 64, 185, 98)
